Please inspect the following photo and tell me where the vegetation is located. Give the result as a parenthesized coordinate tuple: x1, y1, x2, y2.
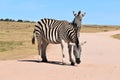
(0, 21, 120, 60)
(112, 34, 120, 40)
(81, 25, 120, 33)
(0, 21, 36, 60)
(0, 18, 34, 23)
(0, 41, 22, 52)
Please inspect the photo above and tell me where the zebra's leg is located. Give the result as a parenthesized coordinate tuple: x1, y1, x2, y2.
(37, 42, 41, 61)
(41, 42, 49, 62)
(37, 37, 42, 61)
(68, 44, 75, 65)
(61, 40, 66, 64)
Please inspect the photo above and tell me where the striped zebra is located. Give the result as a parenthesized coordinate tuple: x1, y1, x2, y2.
(32, 11, 86, 65)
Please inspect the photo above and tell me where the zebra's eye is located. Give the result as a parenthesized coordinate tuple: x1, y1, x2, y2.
(80, 19, 82, 22)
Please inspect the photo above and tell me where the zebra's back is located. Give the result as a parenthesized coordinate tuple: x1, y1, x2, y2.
(34, 18, 70, 44)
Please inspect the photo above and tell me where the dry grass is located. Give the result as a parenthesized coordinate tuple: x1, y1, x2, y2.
(0, 41, 22, 52)
(81, 25, 120, 33)
(112, 34, 120, 40)
(0, 21, 37, 60)
(0, 21, 120, 60)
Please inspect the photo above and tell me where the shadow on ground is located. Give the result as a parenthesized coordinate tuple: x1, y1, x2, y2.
(18, 59, 73, 66)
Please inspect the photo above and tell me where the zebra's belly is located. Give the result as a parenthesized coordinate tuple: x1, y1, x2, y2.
(49, 41, 60, 44)
(45, 39, 61, 44)
(43, 34, 61, 44)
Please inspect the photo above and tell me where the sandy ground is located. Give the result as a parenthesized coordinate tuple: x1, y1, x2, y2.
(0, 30, 120, 80)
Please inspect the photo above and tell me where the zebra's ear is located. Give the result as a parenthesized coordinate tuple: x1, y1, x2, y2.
(73, 11, 77, 16)
(78, 11, 81, 15)
(81, 12, 86, 17)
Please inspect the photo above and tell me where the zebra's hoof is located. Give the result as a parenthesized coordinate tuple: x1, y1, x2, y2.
(76, 58, 81, 64)
(42, 59, 48, 62)
(71, 62, 75, 66)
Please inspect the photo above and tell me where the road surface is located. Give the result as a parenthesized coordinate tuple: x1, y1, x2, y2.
(0, 30, 120, 80)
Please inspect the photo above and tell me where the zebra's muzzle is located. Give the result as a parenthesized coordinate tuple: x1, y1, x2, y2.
(76, 58, 81, 64)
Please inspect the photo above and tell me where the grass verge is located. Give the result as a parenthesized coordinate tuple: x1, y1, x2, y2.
(0, 41, 23, 52)
(112, 34, 120, 40)
(81, 25, 120, 33)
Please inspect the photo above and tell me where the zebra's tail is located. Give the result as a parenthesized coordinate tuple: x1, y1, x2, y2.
(32, 30, 35, 44)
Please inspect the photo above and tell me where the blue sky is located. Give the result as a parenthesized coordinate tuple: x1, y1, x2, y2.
(0, 0, 120, 25)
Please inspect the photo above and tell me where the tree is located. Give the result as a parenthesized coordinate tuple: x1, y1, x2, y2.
(0, 18, 4, 21)
(4, 18, 9, 21)
(17, 19, 23, 22)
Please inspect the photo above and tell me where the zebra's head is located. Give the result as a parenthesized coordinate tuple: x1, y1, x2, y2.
(72, 11, 86, 30)
(73, 44, 82, 64)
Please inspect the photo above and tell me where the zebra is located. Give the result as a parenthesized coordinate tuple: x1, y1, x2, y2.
(32, 11, 86, 65)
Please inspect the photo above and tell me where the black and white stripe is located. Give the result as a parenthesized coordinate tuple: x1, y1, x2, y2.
(34, 18, 77, 44)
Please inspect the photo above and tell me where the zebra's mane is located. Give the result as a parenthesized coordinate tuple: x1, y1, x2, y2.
(42, 18, 68, 22)
(71, 21, 78, 28)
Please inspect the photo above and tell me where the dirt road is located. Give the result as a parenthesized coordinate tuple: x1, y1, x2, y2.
(0, 30, 120, 80)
